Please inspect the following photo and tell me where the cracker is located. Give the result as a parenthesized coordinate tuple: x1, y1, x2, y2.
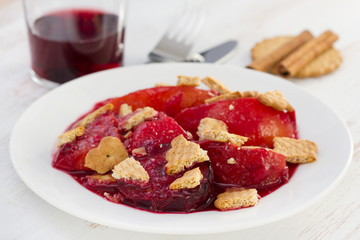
(197, 118, 248, 146)
(112, 157, 149, 183)
(84, 136, 129, 174)
(252, 36, 293, 62)
(257, 90, 294, 112)
(177, 75, 200, 87)
(119, 103, 133, 118)
(251, 36, 342, 77)
(214, 188, 259, 211)
(273, 137, 318, 163)
(75, 104, 114, 127)
(201, 76, 231, 94)
(169, 167, 203, 190)
(57, 126, 85, 147)
(165, 135, 209, 175)
(121, 107, 157, 131)
(296, 47, 342, 78)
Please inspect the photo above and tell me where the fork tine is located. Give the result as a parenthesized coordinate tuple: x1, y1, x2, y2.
(183, 9, 207, 45)
(175, 10, 199, 43)
(165, 6, 191, 39)
(149, 5, 206, 62)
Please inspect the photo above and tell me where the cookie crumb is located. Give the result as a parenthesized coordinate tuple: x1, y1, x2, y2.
(112, 157, 150, 183)
(57, 126, 85, 147)
(177, 75, 200, 86)
(214, 188, 259, 211)
(257, 90, 294, 112)
(119, 103, 133, 118)
(75, 104, 114, 127)
(201, 76, 231, 94)
(132, 147, 147, 157)
(169, 167, 203, 190)
(121, 107, 157, 131)
(227, 158, 236, 164)
(84, 136, 128, 174)
(165, 135, 209, 175)
(86, 174, 116, 183)
(123, 131, 132, 139)
(273, 137, 318, 163)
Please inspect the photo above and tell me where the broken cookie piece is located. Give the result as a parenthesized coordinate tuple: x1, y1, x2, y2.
(165, 135, 209, 175)
(201, 76, 231, 94)
(119, 103, 133, 118)
(257, 90, 294, 112)
(197, 117, 227, 135)
(75, 103, 114, 127)
(205, 91, 259, 103)
(273, 137, 318, 163)
(120, 107, 157, 131)
(214, 188, 259, 211)
(177, 75, 200, 87)
(169, 167, 203, 190)
(57, 126, 85, 147)
(84, 136, 129, 174)
(112, 157, 150, 184)
(197, 118, 248, 146)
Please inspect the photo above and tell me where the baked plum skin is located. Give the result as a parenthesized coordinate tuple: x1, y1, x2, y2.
(175, 98, 298, 148)
(104, 86, 218, 117)
(123, 112, 190, 153)
(200, 141, 289, 190)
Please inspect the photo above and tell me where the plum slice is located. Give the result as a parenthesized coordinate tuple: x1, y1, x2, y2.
(200, 141, 288, 190)
(125, 112, 190, 153)
(116, 148, 214, 213)
(52, 112, 120, 172)
(105, 86, 218, 117)
(175, 98, 298, 148)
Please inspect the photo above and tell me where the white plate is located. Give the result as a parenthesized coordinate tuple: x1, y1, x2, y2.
(10, 63, 352, 234)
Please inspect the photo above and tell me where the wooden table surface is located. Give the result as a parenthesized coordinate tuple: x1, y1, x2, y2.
(1, 0, 360, 239)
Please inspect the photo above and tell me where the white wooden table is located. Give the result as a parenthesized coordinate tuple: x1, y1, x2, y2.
(1, 0, 360, 239)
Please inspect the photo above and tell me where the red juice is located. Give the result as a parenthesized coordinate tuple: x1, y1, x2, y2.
(27, 9, 124, 84)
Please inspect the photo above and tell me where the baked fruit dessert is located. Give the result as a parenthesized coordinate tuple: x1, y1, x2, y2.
(52, 75, 318, 212)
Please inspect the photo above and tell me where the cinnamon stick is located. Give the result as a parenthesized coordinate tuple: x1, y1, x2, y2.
(247, 30, 313, 72)
(277, 30, 338, 78)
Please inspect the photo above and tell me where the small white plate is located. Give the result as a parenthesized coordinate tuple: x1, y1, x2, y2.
(10, 63, 352, 234)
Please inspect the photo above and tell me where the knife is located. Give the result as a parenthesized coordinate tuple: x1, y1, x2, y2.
(148, 40, 238, 63)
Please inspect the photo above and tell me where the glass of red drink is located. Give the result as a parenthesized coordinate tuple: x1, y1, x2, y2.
(23, 0, 126, 88)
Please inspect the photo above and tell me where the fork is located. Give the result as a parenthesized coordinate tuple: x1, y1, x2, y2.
(148, 8, 207, 62)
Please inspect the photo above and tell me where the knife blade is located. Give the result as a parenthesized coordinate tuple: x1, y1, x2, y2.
(148, 40, 238, 63)
(186, 40, 238, 63)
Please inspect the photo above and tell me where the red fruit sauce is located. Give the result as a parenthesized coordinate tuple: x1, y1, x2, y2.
(27, 9, 124, 83)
